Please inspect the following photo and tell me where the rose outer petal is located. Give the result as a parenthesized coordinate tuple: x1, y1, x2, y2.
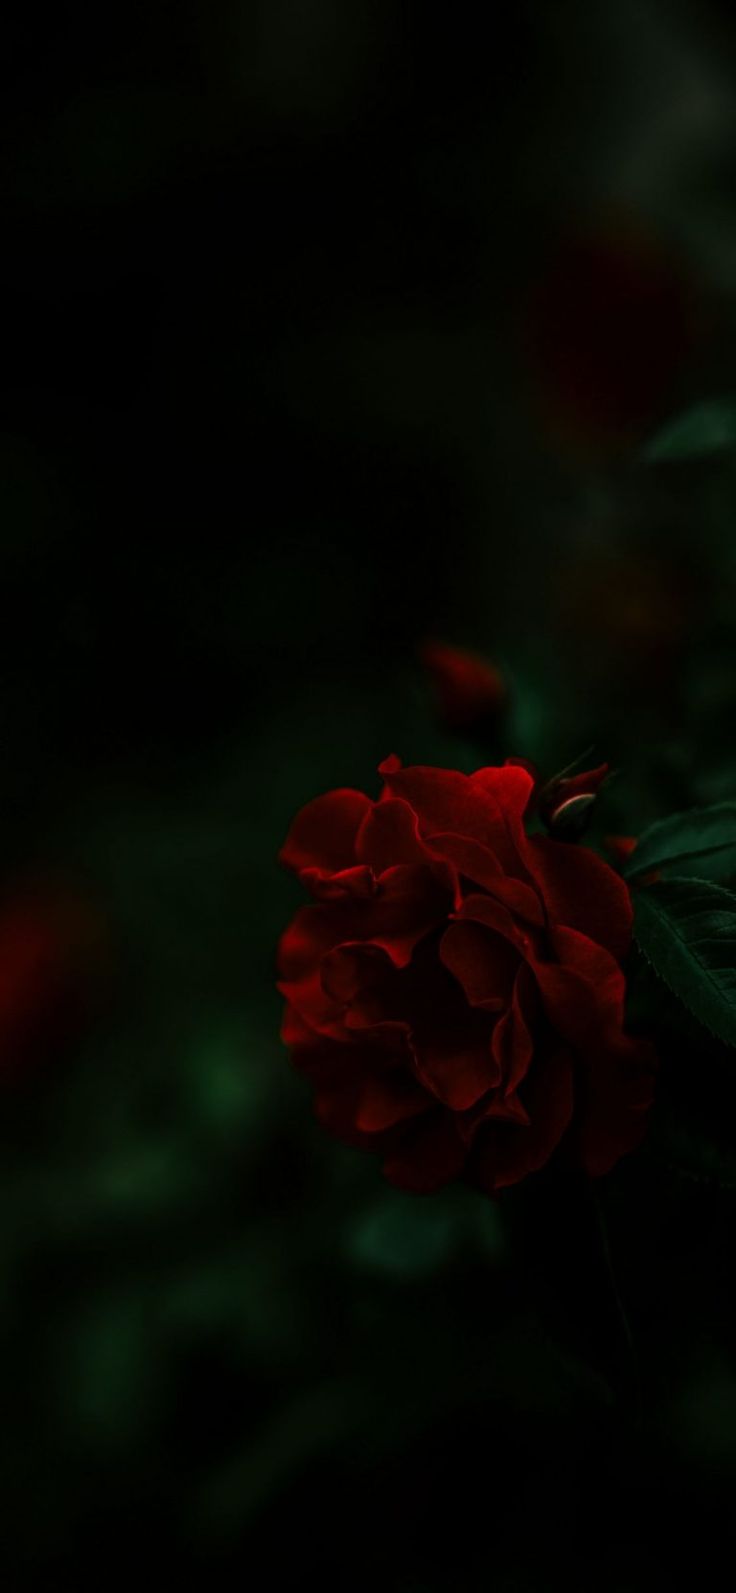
(277, 902, 349, 983)
(299, 865, 376, 901)
(440, 920, 517, 1011)
(355, 798, 432, 870)
(473, 1048, 575, 1192)
(525, 835, 633, 962)
(285, 1011, 429, 1138)
(352, 1073, 431, 1133)
(382, 1109, 468, 1193)
(378, 762, 535, 878)
(491, 965, 535, 1097)
(455, 892, 533, 954)
(426, 832, 546, 924)
(469, 763, 538, 874)
(576, 1033, 657, 1176)
(412, 1031, 501, 1111)
(532, 925, 627, 1047)
(280, 789, 372, 875)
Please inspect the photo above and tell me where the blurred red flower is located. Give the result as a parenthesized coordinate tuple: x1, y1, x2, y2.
(0, 883, 108, 1081)
(419, 641, 505, 738)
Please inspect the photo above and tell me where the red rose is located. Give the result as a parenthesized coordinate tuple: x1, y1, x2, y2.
(277, 757, 655, 1194)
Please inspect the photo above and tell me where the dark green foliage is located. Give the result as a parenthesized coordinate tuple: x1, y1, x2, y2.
(634, 878, 736, 1047)
(3, 1, 736, 1588)
(627, 803, 736, 884)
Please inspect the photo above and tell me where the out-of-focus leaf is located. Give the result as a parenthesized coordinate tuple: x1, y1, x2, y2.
(182, 1025, 276, 1138)
(63, 1295, 153, 1444)
(642, 398, 736, 461)
(348, 1186, 507, 1277)
(198, 1382, 364, 1533)
(348, 1192, 455, 1277)
(626, 802, 736, 883)
(634, 877, 736, 1047)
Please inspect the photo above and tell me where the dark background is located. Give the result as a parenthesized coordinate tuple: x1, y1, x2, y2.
(3, 2, 736, 1586)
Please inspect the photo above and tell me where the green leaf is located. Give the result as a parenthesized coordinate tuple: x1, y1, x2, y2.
(642, 398, 736, 461)
(348, 1192, 455, 1277)
(626, 802, 736, 884)
(634, 877, 736, 1047)
(347, 1186, 507, 1277)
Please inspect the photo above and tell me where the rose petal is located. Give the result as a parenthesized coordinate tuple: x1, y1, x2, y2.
(356, 799, 431, 870)
(280, 790, 372, 875)
(319, 943, 403, 1035)
(456, 892, 533, 954)
(299, 865, 376, 901)
(362, 864, 452, 966)
(474, 1048, 575, 1191)
(491, 965, 535, 1096)
(353, 1072, 431, 1132)
(484, 1089, 530, 1125)
(440, 920, 518, 1011)
(469, 763, 537, 874)
(278, 968, 346, 1039)
(281, 1000, 317, 1049)
(427, 831, 547, 926)
(412, 1030, 501, 1111)
(532, 926, 626, 1047)
(277, 903, 347, 982)
(277, 905, 360, 1039)
(421, 831, 503, 891)
(378, 754, 402, 775)
(382, 1109, 467, 1192)
(525, 836, 633, 961)
(576, 1032, 658, 1175)
(287, 1019, 428, 1142)
(378, 763, 533, 875)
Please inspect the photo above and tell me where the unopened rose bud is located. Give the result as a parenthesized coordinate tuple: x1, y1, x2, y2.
(420, 640, 506, 741)
(539, 762, 610, 840)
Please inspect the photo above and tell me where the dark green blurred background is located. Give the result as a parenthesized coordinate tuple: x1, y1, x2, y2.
(3, 2, 736, 1587)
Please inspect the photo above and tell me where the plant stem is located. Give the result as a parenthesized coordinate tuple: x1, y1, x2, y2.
(589, 1181, 640, 1407)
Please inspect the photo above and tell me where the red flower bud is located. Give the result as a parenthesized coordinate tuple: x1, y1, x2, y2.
(539, 763, 610, 840)
(420, 641, 506, 739)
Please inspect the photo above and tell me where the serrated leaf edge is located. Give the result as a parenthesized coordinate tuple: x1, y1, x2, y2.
(633, 875, 736, 1049)
(626, 802, 736, 879)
